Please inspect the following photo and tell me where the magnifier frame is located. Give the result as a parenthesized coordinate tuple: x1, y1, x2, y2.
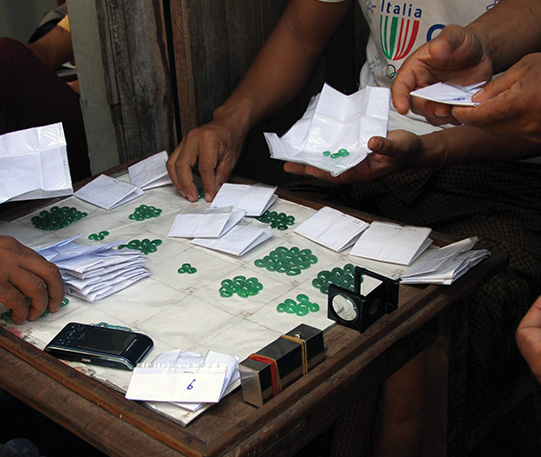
(327, 267, 399, 332)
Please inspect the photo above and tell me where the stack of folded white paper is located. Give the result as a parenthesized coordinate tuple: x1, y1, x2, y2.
(37, 236, 150, 301)
(192, 218, 274, 256)
(401, 237, 490, 285)
(168, 186, 277, 255)
(168, 206, 246, 238)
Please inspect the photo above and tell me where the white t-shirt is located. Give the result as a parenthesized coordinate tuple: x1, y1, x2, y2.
(318, 0, 498, 133)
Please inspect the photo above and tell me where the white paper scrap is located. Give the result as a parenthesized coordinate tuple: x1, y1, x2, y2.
(0, 123, 73, 203)
(294, 206, 369, 252)
(128, 150, 172, 190)
(350, 221, 432, 265)
(410, 82, 484, 106)
(265, 84, 390, 177)
(168, 206, 246, 238)
(74, 174, 144, 210)
(210, 183, 277, 217)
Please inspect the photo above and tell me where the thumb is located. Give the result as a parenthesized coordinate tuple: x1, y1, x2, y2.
(428, 25, 484, 69)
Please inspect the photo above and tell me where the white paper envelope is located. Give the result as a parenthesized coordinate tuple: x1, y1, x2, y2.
(168, 206, 246, 238)
(410, 82, 484, 106)
(125, 362, 228, 403)
(0, 123, 73, 203)
(350, 221, 432, 265)
(192, 219, 274, 256)
(128, 150, 172, 189)
(294, 206, 369, 252)
(74, 174, 144, 209)
(401, 236, 490, 284)
(210, 183, 277, 217)
(264, 84, 390, 176)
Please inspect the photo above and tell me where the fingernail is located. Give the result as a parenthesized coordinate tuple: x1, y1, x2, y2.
(472, 88, 483, 101)
(371, 138, 382, 151)
(435, 107, 448, 118)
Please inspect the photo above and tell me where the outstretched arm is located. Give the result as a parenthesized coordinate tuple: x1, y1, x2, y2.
(166, 0, 352, 201)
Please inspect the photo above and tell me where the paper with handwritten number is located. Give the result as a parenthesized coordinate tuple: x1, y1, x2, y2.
(125, 362, 228, 403)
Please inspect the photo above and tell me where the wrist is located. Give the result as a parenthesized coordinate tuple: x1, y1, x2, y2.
(412, 131, 449, 169)
(213, 97, 255, 135)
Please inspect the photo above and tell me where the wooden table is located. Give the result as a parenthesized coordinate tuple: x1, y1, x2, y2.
(0, 180, 506, 457)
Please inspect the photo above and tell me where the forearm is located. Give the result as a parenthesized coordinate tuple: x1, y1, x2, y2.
(466, 0, 541, 73)
(212, 0, 351, 131)
(413, 126, 541, 168)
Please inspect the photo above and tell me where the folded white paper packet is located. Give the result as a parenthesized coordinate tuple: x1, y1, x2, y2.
(0, 123, 73, 203)
(265, 83, 390, 176)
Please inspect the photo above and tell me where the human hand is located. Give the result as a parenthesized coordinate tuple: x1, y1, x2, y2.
(166, 119, 246, 202)
(283, 130, 423, 183)
(0, 236, 64, 325)
(452, 53, 541, 142)
(517, 295, 541, 384)
(392, 25, 492, 125)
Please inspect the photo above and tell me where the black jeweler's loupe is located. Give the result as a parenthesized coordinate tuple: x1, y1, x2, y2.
(327, 267, 399, 332)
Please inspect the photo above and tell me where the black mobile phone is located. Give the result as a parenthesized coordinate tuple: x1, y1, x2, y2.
(44, 322, 154, 370)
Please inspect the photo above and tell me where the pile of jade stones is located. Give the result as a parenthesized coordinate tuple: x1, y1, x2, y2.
(31, 206, 88, 230)
(312, 263, 358, 294)
(256, 210, 295, 230)
(129, 204, 162, 221)
(254, 246, 318, 276)
(219, 276, 264, 298)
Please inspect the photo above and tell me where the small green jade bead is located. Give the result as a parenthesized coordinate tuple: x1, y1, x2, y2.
(296, 305, 309, 316)
(322, 150, 331, 156)
(187, 267, 197, 274)
(296, 294, 309, 302)
(285, 304, 297, 314)
(331, 153, 341, 159)
(309, 303, 320, 312)
(277, 303, 287, 313)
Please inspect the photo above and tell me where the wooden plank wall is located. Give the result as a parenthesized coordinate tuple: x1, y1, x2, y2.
(94, 0, 176, 163)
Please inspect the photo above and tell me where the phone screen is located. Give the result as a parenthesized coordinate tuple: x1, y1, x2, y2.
(79, 327, 136, 355)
